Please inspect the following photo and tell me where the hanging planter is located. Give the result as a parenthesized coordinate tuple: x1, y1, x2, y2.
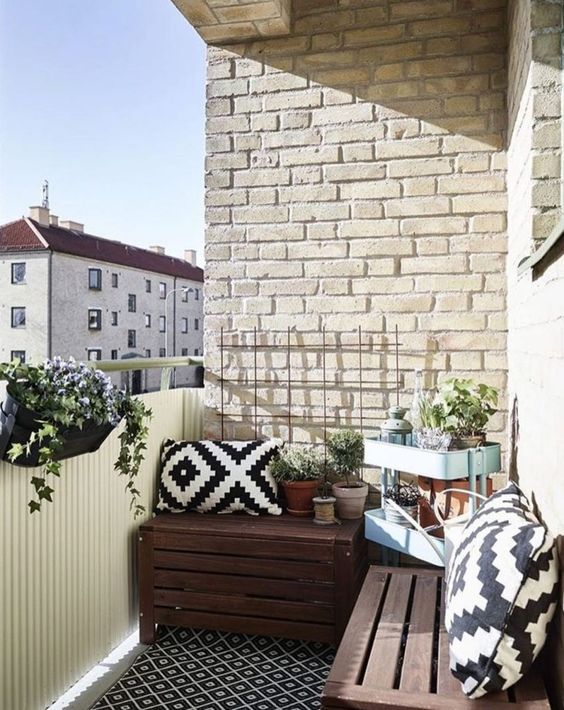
(0, 357, 152, 514)
(0, 391, 116, 466)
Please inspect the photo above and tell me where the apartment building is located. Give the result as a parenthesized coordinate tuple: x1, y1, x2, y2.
(0, 205, 204, 389)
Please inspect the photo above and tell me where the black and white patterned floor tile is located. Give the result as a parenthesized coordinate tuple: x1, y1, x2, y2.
(91, 627, 334, 710)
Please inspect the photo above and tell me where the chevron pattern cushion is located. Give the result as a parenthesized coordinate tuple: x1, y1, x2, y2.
(445, 482, 558, 698)
(156, 439, 282, 516)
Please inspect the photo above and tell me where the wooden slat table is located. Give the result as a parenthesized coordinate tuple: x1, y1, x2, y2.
(139, 512, 368, 645)
(322, 566, 551, 709)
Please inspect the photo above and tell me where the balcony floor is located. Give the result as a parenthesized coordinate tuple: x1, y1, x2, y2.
(83, 626, 334, 710)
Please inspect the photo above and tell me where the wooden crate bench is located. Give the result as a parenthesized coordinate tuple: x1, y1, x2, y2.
(139, 512, 368, 645)
(322, 566, 551, 710)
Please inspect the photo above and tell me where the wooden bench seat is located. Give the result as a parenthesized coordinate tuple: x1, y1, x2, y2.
(322, 565, 551, 709)
(138, 512, 368, 646)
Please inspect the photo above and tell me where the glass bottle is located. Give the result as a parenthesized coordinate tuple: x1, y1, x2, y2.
(409, 369, 424, 432)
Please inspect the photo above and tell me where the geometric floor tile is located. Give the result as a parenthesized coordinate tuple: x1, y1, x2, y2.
(90, 627, 335, 710)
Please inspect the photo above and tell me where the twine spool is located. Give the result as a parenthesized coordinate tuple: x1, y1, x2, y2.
(313, 496, 340, 525)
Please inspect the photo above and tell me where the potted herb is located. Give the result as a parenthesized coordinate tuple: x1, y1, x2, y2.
(414, 396, 452, 451)
(0, 357, 152, 515)
(327, 429, 368, 520)
(384, 483, 420, 527)
(270, 444, 323, 517)
(438, 378, 498, 449)
(312, 456, 337, 525)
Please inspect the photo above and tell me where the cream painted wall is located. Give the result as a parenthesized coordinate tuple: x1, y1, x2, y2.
(0, 251, 50, 364)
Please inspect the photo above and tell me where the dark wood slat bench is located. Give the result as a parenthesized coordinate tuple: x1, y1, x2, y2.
(322, 566, 551, 709)
(139, 512, 368, 645)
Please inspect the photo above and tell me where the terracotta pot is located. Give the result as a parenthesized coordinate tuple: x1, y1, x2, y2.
(332, 481, 369, 519)
(282, 480, 319, 517)
(450, 434, 486, 450)
(418, 476, 493, 536)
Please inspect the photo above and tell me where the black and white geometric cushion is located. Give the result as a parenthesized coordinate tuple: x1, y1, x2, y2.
(156, 439, 282, 516)
(445, 482, 558, 698)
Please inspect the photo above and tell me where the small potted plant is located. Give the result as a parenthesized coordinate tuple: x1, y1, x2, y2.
(312, 456, 337, 525)
(328, 429, 368, 520)
(0, 356, 152, 515)
(270, 444, 323, 517)
(384, 483, 420, 527)
(414, 396, 451, 451)
(438, 378, 498, 449)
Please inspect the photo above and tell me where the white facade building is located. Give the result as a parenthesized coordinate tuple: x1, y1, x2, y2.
(0, 206, 204, 390)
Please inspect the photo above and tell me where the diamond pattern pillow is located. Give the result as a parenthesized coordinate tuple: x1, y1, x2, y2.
(445, 482, 558, 698)
(156, 439, 282, 516)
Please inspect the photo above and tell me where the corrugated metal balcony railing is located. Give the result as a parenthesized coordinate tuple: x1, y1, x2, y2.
(0, 359, 204, 710)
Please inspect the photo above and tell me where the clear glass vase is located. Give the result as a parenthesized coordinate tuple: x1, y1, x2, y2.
(414, 428, 452, 451)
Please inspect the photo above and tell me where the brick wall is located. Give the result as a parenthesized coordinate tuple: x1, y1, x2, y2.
(507, 1, 563, 704)
(203, 0, 508, 445)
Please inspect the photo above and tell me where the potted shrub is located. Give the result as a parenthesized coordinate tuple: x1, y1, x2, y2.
(327, 429, 368, 520)
(384, 483, 420, 527)
(0, 357, 152, 515)
(438, 378, 498, 449)
(312, 458, 337, 525)
(270, 444, 323, 517)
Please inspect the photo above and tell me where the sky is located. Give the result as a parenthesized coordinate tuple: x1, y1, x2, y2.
(0, 0, 206, 264)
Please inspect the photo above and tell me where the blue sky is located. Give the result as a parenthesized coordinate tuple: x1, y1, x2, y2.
(0, 0, 206, 264)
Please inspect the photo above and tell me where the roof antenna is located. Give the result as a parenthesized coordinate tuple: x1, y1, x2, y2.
(42, 180, 49, 209)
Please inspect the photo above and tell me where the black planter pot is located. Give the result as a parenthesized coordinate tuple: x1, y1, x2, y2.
(0, 392, 116, 467)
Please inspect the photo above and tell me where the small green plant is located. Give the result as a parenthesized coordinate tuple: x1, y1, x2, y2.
(384, 482, 420, 507)
(438, 378, 498, 437)
(0, 357, 152, 515)
(327, 429, 364, 487)
(418, 396, 447, 430)
(269, 444, 324, 483)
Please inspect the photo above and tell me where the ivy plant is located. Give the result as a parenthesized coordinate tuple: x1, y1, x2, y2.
(0, 357, 152, 515)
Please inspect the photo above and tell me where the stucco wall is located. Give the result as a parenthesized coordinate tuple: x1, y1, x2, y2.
(203, 0, 508, 447)
(0, 252, 49, 364)
(507, 0, 563, 703)
(51, 252, 203, 388)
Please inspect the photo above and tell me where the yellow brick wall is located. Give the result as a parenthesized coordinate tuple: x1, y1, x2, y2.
(204, 0, 508, 447)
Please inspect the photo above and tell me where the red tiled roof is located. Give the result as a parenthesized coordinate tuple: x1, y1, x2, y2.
(0, 218, 203, 282)
(0, 219, 44, 250)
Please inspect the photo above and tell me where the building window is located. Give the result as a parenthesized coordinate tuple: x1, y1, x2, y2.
(111, 273, 118, 288)
(145, 279, 151, 293)
(195, 288, 199, 301)
(89, 268, 102, 290)
(128, 330, 136, 348)
(145, 348, 151, 358)
(194, 318, 199, 331)
(11, 307, 25, 328)
(144, 314, 151, 328)
(159, 315, 166, 332)
(181, 348, 188, 356)
(87, 349, 102, 361)
(181, 288, 188, 302)
(111, 349, 118, 360)
(10, 350, 25, 362)
(128, 294, 137, 313)
(194, 348, 199, 356)
(111, 311, 118, 326)
(159, 282, 166, 299)
(159, 347, 166, 357)
(11, 263, 26, 284)
(181, 317, 188, 333)
(88, 308, 102, 330)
